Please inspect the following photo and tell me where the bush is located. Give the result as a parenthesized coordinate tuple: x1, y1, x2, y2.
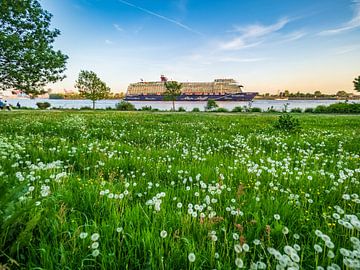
(80, 106, 92, 110)
(151, 108, 159, 112)
(141, 106, 152, 111)
(216, 108, 229, 113)
(290, 107, 303, 113)
(250, 107, 262, 113)
(49, 93, 64, 99)
(192, 107, 200, 112)
(304, 108, 314, 113)
(205, 99, 218, 111)
(273, 113, 301, 133)
(313, 105, 327, 114)
(232, 106, 243, 112)
(178, 107, 186, 112)
(36, 102, 51, 110)
(116, 101, 135, 111)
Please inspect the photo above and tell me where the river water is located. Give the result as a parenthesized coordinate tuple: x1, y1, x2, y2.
(5, 98, 360, 111)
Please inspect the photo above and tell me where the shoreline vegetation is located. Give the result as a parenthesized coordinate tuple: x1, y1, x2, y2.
(3, 101, 360, 114)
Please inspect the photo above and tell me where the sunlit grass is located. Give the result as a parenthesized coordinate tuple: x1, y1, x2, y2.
(0, 111, 359, 269)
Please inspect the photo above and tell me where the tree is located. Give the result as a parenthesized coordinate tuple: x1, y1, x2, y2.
(0, 0, 68, 97)
(314, 91, 322, 97)
(164, 81, 182, 111)
(205, 99, 218, 111)
(354, 76, 360, 92)
(75, 70, 110, 109)
(336, 90, 349, 97)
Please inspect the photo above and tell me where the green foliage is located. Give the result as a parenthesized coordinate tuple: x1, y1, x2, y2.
(0, 0, 68, 97)
(353, 75, 360, 92)
(273, 113, 301, 132)
(75, 70, 110, 109)
(36, 102, 51, 109)
(250, 107, 262, 113)
(304, 108, 314, 113)
(164, 81, 182, 111)
(141, 106, 152, 111)
(178, 106, 186, 112)
(290, 107, 303, 113)
(115, 101, 135, 111)
(231, 106, 243, 112)
(205, 99, 218, 111)
(216, 107, 229, 112)
(314, 103, 360, 114)
(192, 107, 200, 112)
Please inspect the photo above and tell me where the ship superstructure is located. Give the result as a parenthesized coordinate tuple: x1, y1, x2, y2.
(125, 76, 257, 101)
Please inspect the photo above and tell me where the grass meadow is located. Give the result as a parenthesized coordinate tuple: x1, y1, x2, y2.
(0, 111, 360, 269)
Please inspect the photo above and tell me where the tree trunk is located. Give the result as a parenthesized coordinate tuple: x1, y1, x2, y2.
(172, 100, 175, 111)
(93, 100, 95, 110)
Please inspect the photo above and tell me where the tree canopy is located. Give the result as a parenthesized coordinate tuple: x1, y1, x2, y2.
(164, 81, 182, 111)
(354, 76, 360, 93)
(0, 0, 68, 97)
(75, 70, 110, 109)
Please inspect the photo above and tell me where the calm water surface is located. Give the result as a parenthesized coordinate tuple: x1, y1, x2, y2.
(5, 98, 360, 111)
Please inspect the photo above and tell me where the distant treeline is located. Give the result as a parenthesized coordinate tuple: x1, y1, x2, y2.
(257, 90, 359, 100)
(49, 93, 125, 100)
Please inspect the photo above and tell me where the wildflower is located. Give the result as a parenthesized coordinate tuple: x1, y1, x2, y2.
(235, 257, 244, 268)
(233, 233, 239, 240)
(91, 242, 99, 249)
(79, 232, 88, 239)
(92, 249, 100, 257)
(242, 243, 250, 252)
(188, 253, 196, 262)
(327, 250, 335, 259)
(314, 244, 322, 253)
(116, 227, 123, 233)
(91, 233, 100, 241)
(282, 226, 289, 235)
(234, 244, 242, 253)
(274, 214, 281, 220)
(160, 230, 168, 238)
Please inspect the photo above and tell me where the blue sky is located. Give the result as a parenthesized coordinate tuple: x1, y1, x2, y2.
(42, 0, 360, 94)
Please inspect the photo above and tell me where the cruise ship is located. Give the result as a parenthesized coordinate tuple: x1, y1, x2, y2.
(124, 76, 257, 101)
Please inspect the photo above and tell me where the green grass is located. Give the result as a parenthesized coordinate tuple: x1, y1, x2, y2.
(0, 111, 359, 269)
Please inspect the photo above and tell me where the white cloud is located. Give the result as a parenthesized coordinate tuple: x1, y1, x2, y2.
(220, 18, 290, 50)
(217, 57, 269, 63)
(105, 39, 114, 45)
(334, 45, 360, 54)
(113, 23, 124, 32)
(319, 0, 360, 35)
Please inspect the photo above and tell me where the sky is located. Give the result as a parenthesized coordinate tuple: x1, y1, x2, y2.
(42, 0, 360, 94)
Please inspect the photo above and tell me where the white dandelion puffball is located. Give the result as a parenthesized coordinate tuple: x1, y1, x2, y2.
(91, 233, 100, 241)
(160, 230, 168, 238)
(188, 253, 196, 262)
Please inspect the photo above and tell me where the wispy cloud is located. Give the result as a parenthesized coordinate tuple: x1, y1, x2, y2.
(334, 45, 360, 55)
(118, 0, 203, 36)
(220, 18, 290, 50)
(217, 57, 269, 63)
(105, 39, 114, 45)
(319, 0, 360, 35)
(113, 23, 124, 32)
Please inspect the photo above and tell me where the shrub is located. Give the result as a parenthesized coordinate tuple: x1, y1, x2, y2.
(178, 107, 186, 112)
(290, 107, 303, 113)
(151, 108, 159, 112)
(216, 108, 229, 112)
(273, 113, 301, 132)
(141, 106, 152, 111)
(36, 102, 51, 110)
(313, 105, 327, 114)
(205, 99, 218, 111)
(80, 106, 92, 110)
(49, 93, 64, 99)
(192, 107, 200, 112)
(250, 107, 262, 112)
(304, 108, 314, 113)
(116, 101, 135, 111)
(232, 106, 243, 112)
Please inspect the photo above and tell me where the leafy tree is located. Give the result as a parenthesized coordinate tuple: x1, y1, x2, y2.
(205, 99, 218, 111)
(0, 0, 68, 97)
(314, 91, 322, 97)
(354, 76, 360, 92)
(75, 70, 110, 109)
(164, 81, 182, 111)
(116, 101, 135, 111)
(336, 91, 349, 97)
